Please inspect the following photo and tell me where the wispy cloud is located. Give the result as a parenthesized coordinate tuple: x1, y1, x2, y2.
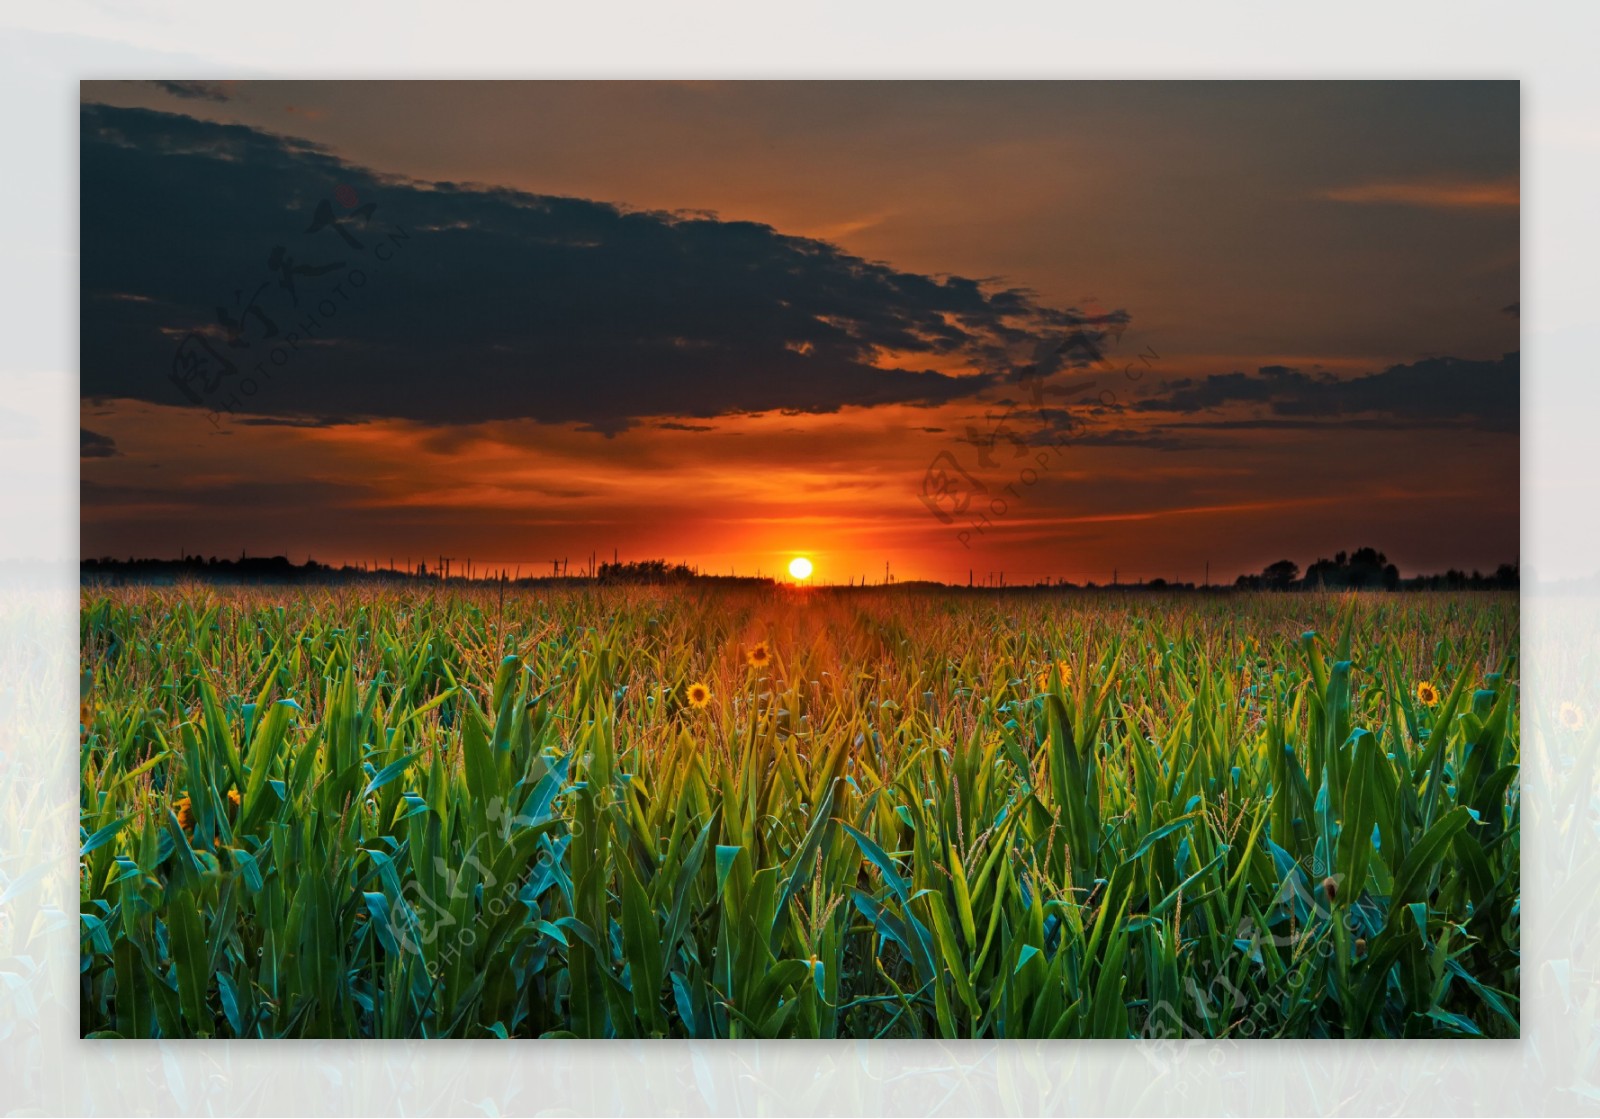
(148, 80, 235, 104)
(1317, 177, 1518, 209)
(80, 428, 118, 458)
(1133, 353, 1519, 433)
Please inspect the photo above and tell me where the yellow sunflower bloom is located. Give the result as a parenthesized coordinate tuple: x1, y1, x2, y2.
(1414, 680, 1440, 707)
(1559, 701, 1584, 731)
(1036, 660, 1073, 691)
(747, 642, 772, 668)
(687, 681, 712, 709)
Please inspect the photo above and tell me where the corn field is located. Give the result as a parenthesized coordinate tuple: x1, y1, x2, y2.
(78, 585, 1519, 1039)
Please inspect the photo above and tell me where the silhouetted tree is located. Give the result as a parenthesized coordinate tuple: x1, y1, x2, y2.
(1263, 559, 1299, 589)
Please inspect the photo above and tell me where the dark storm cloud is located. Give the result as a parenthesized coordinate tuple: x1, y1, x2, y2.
(1062, 429, 1210, 452)
(233, 415, 357, 428)
(149, 81, 234, 103)
(1023, 414, 1211, 453)
(80, 428, 118, 458)
(81, 104, 1099, 431)
(1132, 353, 1518, 433)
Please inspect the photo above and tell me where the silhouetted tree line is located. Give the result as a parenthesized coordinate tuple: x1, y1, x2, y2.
(81, 554, 345, 584)
(596, 558, 698, 583)
(1234, 548, 1518, 591)
(80, 554, 776, 589)
(80, 549, 1519, 592)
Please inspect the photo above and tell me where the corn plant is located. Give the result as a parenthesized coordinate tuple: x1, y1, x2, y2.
(79, 584, 1519, 1038)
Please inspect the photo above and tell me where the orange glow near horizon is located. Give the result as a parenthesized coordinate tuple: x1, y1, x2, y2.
(79, 395, 1519, 586)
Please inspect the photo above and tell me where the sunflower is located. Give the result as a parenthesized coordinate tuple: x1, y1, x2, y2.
(747, 642, 772, 668)
(687, 681, 712, 709)
(1035, 660, 1074, 691)
(174, 794, 193, 831)
(1560, 701, 1585, 731)
(1414, 680, 1440, 707)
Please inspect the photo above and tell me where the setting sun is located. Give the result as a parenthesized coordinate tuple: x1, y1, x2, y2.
(788, 556, 813, 581)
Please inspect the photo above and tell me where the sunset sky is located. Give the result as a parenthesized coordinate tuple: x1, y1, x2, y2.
(79, 80, 1519, 584)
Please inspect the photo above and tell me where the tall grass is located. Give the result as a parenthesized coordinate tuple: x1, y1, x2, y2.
(78, 585, 1518, 1038)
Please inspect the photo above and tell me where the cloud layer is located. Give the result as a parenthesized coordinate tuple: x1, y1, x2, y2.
(81, 104, 1103, 434)
(80, 428, 118, 458)
(1132, 354, 1518, 433)
(1317, 178, 1519, 209)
